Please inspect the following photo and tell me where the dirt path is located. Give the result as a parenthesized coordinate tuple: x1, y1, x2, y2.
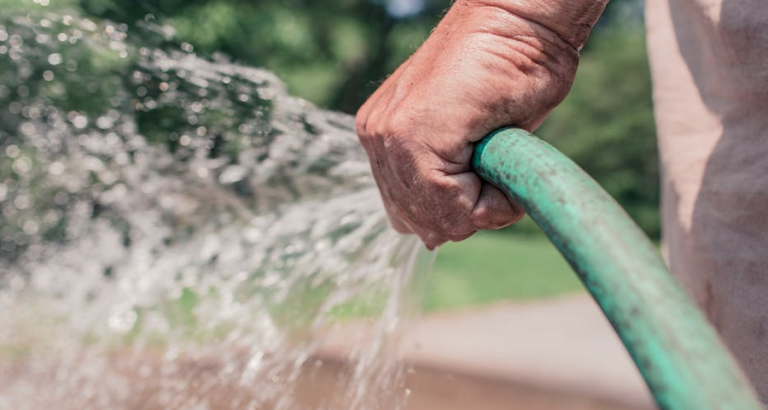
(321, 294, 656, 409)
(1, 295, 656, 410)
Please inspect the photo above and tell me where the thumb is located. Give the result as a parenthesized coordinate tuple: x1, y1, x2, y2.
(471, 182, 525, 230)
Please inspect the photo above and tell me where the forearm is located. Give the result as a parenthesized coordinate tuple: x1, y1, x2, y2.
(461, 0, 611, 50)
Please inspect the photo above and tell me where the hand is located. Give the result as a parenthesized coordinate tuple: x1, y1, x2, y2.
(356, 0, 606, 249)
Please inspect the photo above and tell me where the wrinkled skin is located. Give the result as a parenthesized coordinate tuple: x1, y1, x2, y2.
(356, 0, 605, 249)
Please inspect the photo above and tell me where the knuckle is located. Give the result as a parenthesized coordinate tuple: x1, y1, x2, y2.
(433, 213, 472, 241)
(430, 176, 460, 195)
(446, 231, 473, 242)
(386, 109, 418, 138)
(355, 116, 368, 139)
(355, 113, 374, 142)
(473, 205, 492, 223)
(473, 208, 522, 230)
(423, 234, 446, 250)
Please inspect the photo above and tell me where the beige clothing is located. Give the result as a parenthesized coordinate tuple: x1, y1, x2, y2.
(646, 0, 768, 400)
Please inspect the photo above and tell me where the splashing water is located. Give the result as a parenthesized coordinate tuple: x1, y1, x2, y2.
(0, 3, 434, 410)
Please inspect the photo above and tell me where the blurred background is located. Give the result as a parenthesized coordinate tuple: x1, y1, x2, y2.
(0, 0, 657, 311)
(0, 0, 660, 408)
(76, 0, 658, 312)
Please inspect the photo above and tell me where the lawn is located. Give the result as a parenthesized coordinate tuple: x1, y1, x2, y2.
(425, 230, 585, 311)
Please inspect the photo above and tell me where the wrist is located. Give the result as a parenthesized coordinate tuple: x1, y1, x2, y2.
(460, 0, 610, 51)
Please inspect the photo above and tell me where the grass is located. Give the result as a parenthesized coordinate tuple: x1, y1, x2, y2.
(425, 229, 585, 312)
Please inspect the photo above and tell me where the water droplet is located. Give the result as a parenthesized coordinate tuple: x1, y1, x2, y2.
(35, 34, 50, 44)
(47, 53, 62, 65)
(8, 48, 21, 60)
(42, 70, 54, 81)
(107, 109, 120, 120)
(5, 145, 20, 158)
(108, 308, 138, 334)
(80, 19, 98, 32)
(53, 191, 68, 205)
(13, 195, 30, 210)
(70, 113, 88, 129)
(20, 122, 36, 136)
(96, 116, 113, 130)
(196, 167, 210, 178)
(12, 157, 32, 174)
(23, 220, 39, 235)
(49, 162, 64, 176)
(8, 34, 22, 47)
(25, 107, 41, 119)
(219, 166, 247, 184)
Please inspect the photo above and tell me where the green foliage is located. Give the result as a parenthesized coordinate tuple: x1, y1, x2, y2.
(5, 0, 659, 247)
(79, 0, 443, 112)
(85, 0, 656, 237)
(428, 231, 583, 310)
(536, 28, 660, 237)
(0, 2, 278, 262)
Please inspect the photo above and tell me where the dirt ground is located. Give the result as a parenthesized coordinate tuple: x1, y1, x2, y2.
(0, 295, 656, 410)
(0, 353, 646, 410)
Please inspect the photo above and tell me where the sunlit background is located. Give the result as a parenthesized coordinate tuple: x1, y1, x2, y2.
(75, 0, 658, 308)
(0, 0, 658, 409)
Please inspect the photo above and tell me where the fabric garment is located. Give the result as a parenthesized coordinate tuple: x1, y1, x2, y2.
(645, 0, 768, 400)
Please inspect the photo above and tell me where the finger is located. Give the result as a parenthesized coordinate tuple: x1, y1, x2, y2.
(440, 171, 481, 210)
(356, 68, 401, 140)
(421, 172, 480, 240)
(356, 87, 388, 146)
(391, 217, 413, 234)
(365, 142, 415, 236)
(471, 182, 525, 230)
(383, 201, 413, 234)
(419, 231, 445, 251)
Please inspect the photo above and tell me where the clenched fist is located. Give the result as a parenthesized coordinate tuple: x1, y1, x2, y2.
(356, 0, 607, 249)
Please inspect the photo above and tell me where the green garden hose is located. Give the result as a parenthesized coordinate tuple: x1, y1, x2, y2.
(471, 128, 762, 410)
